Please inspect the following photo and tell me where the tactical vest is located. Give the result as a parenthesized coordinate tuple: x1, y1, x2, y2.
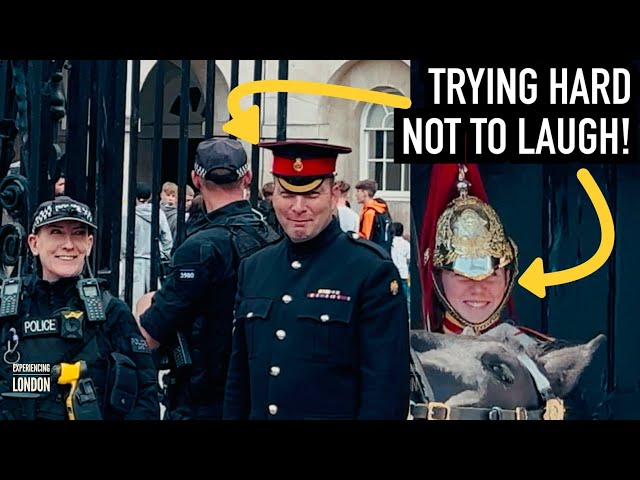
(0, 278, 122, 420)
(167, 213, 279, 416)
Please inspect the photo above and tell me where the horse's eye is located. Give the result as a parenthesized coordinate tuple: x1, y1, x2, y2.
(488, 363, 515, 384)
(481, 353, 516, 385)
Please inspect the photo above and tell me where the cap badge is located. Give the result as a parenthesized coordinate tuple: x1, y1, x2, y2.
(448, 207, 492, 259)
(390, 280, 399, 296)
(293, 158, 304, 172)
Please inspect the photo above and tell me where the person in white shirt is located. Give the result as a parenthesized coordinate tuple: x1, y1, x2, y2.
(391, 222, 411, 318)
(334, 180, 359, 233)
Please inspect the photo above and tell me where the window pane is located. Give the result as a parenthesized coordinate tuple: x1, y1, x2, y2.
(385, 131, 394, 159)
(367, 131, 383, 159)
(368, 161, 383, 187)
(375, 131, 384, 159)
(386, 162, 401, 191)
(366, 104, 385, 128)
(367, 131, 375, 159)
(383, 113, 394, 129)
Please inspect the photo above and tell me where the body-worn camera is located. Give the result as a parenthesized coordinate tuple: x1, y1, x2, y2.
(60, 309, 84, 339)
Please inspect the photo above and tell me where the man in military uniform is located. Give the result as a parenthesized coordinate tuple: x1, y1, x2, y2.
(0, 196, 159, 420)
(137, 138, 277, 420)
(223, 141, 410, 420)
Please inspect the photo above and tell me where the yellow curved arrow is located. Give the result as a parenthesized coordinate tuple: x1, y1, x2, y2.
(222, 80, 412, 144)
(518, 168, 615, 299)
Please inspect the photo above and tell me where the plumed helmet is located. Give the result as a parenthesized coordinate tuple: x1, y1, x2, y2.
(432, 168, 516, 280)
(419, 164, 518, 333)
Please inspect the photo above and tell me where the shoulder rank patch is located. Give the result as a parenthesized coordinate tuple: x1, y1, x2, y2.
(131, 337, 151, 354)
(390, 280, 399, 296)
(177, 268, 196, 281)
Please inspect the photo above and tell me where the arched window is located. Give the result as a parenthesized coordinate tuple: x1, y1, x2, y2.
(359, 90, 409, 201)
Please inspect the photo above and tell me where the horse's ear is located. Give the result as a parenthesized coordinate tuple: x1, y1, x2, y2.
(410, 330, 447, 353)
(535, 334, 606, 398)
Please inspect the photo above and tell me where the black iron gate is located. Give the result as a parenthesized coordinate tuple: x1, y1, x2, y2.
(0, 59, 290, 309)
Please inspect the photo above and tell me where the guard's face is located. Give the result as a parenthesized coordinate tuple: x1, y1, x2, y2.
(28, 220, 93, 282)
(440, 267, 509, 324)
(273, 179, 338, 243)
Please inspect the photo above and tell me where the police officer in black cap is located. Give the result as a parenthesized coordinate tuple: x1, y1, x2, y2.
(0, 196, 159, 420)
(223, 141, 410, 420)
(138, 137, 278, 420)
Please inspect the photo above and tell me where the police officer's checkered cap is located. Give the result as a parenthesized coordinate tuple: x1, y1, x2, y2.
(194, 138, 248, 182)
(31, 196, 97, 233)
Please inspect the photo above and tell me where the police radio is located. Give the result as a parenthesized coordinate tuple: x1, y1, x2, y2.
(0, 277, 22, 318)
(171, 330, 192, 369)
(77, 278, 106, 322)
(0, 225, 25, 318)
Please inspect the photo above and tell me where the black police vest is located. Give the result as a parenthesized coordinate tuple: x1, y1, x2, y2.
(0, 280, 114, 420)
(174, 213, 279, 408)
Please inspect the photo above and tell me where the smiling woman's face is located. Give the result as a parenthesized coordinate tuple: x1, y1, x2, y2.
(440, 268, 509, 324)
(28, 220, 93, 282)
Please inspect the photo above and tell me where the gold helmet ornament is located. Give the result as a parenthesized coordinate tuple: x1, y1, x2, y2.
(433, 166, 516, 280)
(419, 164, 519, 334)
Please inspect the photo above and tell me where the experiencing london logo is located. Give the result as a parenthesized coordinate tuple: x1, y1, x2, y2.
(12, 363, 51, 393)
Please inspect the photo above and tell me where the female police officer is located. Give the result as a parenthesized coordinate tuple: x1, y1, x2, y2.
(0, 196, 159, 420)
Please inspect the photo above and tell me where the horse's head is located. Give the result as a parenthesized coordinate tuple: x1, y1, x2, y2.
(410, 327, 605, 419)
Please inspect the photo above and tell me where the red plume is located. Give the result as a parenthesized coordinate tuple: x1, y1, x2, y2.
(418, 164, 489, 330)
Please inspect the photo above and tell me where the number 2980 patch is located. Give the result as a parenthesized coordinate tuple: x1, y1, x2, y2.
(178, 269, 196, 281)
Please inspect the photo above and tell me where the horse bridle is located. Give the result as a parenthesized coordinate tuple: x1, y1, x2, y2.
(409, 348, 566, 421)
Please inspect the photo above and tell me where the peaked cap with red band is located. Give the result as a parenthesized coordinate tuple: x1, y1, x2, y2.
(418, 163, 518, 332)
(258, 140, 352, 193)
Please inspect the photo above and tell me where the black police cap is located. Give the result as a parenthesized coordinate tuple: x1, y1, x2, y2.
(194, 138, 249, 184)
(31, 196, 97, 234)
